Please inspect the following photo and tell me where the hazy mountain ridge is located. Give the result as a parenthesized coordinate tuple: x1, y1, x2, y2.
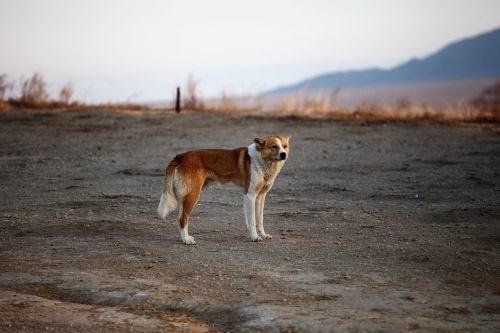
(268, 27, 500, 94)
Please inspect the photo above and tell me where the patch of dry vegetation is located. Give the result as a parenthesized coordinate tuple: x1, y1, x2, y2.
(183, 73, 204, 110)
(263, 85, 500, 124)
(1, 72, 498, 124)
(0, 73, 153, 111)
(470, 81, 500, 121)
(274, 89, 340, 115)
(182, 79, 499, 124)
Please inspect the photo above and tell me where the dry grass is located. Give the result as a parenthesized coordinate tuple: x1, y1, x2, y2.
(275, 89, 340, 116)
(19, 73, 49, 104)
(0, 74, 14, 101)
(270, 98, 499, 124)
(58, 82, 74, 105)
(0, 73, 155, 112)
(1, 72, 498, 124)
(470, 81, 500, 121)
(197, 90, 263, 113)
(204, 85, 500, 124)
(183, 73, 203, 110)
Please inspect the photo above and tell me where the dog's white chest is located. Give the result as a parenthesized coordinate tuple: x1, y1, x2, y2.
(251, 161, 283, 192)
(247, 142, 285, 194)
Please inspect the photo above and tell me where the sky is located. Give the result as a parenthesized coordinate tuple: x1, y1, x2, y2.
(1, 0, 499, 102)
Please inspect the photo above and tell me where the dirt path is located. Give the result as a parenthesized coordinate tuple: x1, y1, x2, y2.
(0, 109, 499, 332)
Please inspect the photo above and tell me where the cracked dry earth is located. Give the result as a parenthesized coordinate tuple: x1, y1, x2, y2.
(0, 108, 499, 332)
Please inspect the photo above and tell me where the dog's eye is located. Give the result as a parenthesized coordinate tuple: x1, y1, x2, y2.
(272, 145, 278, 149)
(283, 145, 288, 148)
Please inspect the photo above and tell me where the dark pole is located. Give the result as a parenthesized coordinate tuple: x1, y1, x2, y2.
(175, 86, 181, 113)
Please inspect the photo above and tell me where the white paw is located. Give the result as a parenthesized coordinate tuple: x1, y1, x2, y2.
(262, 234, 273, 240)
(251, 236, 264, 242)
(183, 236, 196, 245)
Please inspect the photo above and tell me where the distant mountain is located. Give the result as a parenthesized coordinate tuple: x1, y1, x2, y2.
(267, 27, 500, 95)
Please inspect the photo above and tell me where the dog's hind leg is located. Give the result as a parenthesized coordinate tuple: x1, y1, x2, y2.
(178, 177, 203, 245)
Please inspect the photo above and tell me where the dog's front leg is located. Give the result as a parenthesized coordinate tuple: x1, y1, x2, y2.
(256, 193, 272, 239)
(244, 193, 262, 242)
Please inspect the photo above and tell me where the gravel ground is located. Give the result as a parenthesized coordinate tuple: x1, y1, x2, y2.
(0, 108, 499, 332)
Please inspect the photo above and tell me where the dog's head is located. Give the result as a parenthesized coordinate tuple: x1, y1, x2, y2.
(253, 136, 291, 162)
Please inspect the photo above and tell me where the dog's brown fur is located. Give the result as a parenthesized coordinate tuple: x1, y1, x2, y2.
(164, 148, 251, 229)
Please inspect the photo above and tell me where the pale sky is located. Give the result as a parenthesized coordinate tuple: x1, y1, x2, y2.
(1, 0, 499, 102)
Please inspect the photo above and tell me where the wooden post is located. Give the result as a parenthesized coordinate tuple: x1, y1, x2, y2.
(175, 86, 181, 113)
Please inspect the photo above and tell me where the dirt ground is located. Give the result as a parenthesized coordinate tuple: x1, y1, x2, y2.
(0, 108, 499, 332)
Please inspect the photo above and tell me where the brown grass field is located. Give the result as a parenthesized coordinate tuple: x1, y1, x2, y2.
(0, 106, 499, 332)
(1, 73, 499, 124)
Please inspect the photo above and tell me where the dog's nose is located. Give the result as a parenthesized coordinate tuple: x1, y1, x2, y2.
(280, 152, 287, 160)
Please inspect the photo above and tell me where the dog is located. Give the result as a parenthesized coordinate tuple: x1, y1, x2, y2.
(157, 136, 290, 244)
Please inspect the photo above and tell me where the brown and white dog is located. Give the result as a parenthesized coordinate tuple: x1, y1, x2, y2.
(157, 136, 290, 244)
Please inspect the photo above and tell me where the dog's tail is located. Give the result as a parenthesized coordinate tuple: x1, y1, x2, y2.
(157, 157, 181, 219)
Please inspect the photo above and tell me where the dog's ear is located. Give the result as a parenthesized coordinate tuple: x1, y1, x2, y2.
(254, 137, 265, 150)
(280, 136, 291, 144)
